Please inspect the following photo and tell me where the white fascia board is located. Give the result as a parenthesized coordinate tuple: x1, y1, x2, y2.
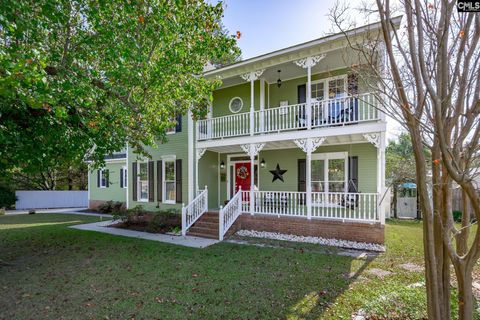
(196, 122, 387, 149)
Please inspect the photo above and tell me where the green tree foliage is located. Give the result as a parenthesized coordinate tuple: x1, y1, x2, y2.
(386, 132, 416, 186)
(0, 0, 240, 173)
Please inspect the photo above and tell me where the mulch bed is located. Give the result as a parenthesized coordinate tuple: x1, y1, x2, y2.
(109, 213, 181, 234)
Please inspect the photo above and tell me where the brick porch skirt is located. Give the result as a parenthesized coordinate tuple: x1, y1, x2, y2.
(232, 213, 385, 244)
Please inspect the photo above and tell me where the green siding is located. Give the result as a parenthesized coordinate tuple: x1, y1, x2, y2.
(127, 115, 189, 212)
(198, 150, 219, 209)
(89, 162, 127, 202)
(212, 81, 260, 117)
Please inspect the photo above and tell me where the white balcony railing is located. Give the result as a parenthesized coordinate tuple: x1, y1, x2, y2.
(239, 190, 378, 223)
(197, 93, 380, 141)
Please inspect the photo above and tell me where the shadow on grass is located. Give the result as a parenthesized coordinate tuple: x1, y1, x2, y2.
(0, 213, 374, 319)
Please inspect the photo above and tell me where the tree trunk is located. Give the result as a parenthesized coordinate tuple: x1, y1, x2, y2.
(393, 183, 398, 218)
(455, 261, 474, 320)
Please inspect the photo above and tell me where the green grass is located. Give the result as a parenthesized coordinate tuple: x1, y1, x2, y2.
(0, 214, 474, 319)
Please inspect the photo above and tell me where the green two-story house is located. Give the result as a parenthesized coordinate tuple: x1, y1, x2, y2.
(88, 18, 399, 245)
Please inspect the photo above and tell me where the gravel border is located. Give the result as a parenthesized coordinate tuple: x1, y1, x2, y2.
(235, 230, 385, 252)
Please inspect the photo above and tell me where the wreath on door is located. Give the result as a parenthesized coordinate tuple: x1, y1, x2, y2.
(236, 165, 249, 180)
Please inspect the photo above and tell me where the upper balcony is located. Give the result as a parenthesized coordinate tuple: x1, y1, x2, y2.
(196, 92, 380, 142)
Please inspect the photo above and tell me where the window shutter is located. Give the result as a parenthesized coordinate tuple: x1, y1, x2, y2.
(176, 159, 182, 203)
(120, 168, 124, 188)
(105, 170, 109, 187)
(148, 161, 154, 202)
(297, 84, 306, 104)
(348, 156, 359, 192)
(175, 115, 182, 132)
(347, 73, 359, 121)
(97, 170, 100, 188)
(132, 162, 137, 201)
(298, 159, 306, 192)
(157, 160, 163, 202)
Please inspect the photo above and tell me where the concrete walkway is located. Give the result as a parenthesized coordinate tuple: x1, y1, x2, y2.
(69, 220, 219, 248)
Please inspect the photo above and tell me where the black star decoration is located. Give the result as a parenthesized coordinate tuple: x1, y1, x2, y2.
(269, 163, 287, 182)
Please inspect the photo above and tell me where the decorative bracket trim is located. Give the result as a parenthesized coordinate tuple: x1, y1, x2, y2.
(240, 69, 265, 82)
(196, 148, 207, 160)
(294, 54, 326, 69)
(241, 143, 265, 158)
(363, 133, 381, 148)
(294, 137, 326, 153)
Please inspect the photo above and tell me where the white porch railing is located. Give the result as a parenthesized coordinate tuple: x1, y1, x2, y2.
(181, 186, 208, 236)
(196, 93, 380, 141)
(311, 192, 378, 222)
(240, 190, 379, 223)
(219, 188, 242, 241)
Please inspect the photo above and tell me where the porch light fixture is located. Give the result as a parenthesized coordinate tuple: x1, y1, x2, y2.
(260, 159, 265, 168)
(220, 161, 225, 169)
(277, 70, 282, 88)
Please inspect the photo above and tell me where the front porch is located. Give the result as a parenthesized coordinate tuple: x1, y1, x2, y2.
(184, 133, 386, 243)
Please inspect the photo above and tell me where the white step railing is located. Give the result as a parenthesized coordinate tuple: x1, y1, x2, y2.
(196, 93, 380, 141)
(181, 186, 208, 236)
(311, 192, 378, 222)
(240, 190, 379, 223)
(219, 188, 242, 241)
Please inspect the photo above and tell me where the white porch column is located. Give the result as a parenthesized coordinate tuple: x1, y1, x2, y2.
(363, 132, 385, 224)
(241, 70, 265, 136)
(294, 55, 326, 129)
(188, 109, 194, 202)
(260, 78, 265, 132)
(294, 137, 326, 219)
(195, 148, 206, 195)
(125, 143, 129, 209)
(241, 143, 265, 215)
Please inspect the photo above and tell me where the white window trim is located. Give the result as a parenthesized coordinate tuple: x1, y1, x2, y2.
(162, 156, 176, 204)
(310, 74, 348, 100)
(229, 96, 244, 113)
(137, 161, 149, 202)
(311, 152, 348, 193)
(99, 169, 107, 189)
(122, 166, 127, 189)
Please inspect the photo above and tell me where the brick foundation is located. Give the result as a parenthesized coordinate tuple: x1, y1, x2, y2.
(233, 214, 384, 244)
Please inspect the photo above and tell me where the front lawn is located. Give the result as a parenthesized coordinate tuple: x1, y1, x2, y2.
(0, 214, 469, 319)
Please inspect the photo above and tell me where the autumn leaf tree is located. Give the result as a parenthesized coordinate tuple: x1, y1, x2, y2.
(0, 0, 240, 176)
(331, 0, 480, 319)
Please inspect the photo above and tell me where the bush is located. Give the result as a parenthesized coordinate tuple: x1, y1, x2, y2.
(0, 185, 16, 209)
(146, 209, 181, 233)
(97, 201, 123, 214)
(28, 209, 36, 215)
(0, 208, 5, 216)
(452, 210, 462, 222)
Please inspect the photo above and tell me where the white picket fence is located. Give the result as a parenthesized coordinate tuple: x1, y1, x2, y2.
(15, 190, 88, 209)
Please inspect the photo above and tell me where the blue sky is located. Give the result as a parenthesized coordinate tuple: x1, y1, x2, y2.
(221, 0, 340, 59)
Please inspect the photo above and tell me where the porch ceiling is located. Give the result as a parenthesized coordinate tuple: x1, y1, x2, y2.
(204, 133, 371, 154)
(217, 47, 361, 89)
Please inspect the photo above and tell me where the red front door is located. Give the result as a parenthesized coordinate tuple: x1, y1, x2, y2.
(235, 162, 251, 192)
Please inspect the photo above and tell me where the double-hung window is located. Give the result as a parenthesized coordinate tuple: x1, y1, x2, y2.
(121, 166, 127, 189)
(99, 169, 108, 188)
(163, 159, 176, 203)
(311, 152, 348, 193)
(137, 162, 149, 201)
